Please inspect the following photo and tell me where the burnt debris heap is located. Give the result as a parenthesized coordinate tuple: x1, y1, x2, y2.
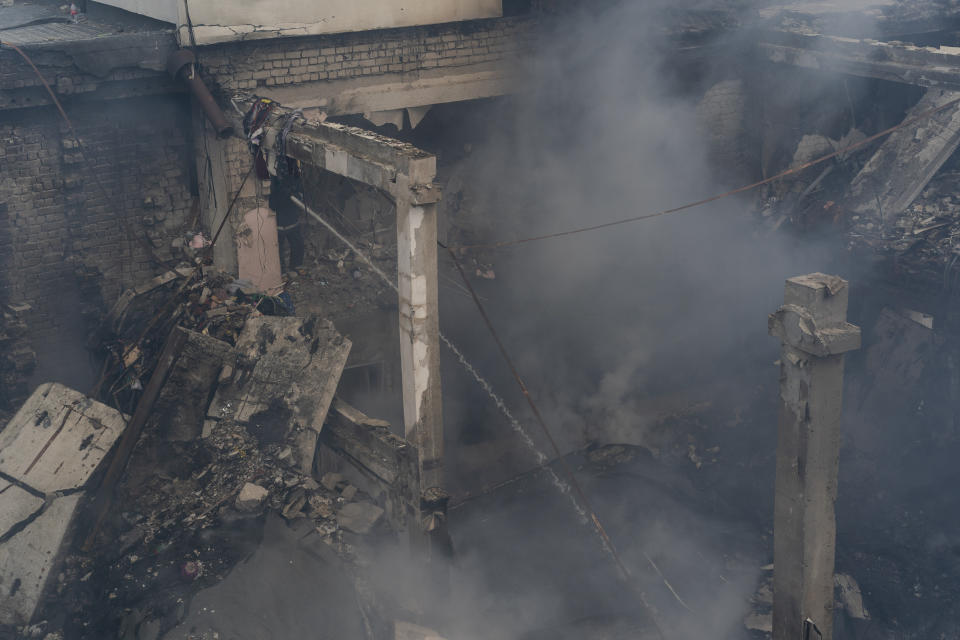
(6, 0, 960, 639)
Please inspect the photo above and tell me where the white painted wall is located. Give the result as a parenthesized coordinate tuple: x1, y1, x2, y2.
(94, 0, 178, 23)
(96, 0, 502, 43)
(182, 0, 502, 44)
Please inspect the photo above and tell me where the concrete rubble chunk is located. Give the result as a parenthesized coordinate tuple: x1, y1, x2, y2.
(835, 573, 870, 620)
(320, 398, 419, 532)
(322, 398, 415, 486)
(148, 328, 235, 442)
(209, 315, 351, 474)
(395, 621, 448, 640)
(308, 494, 334, 519)
(236, 483, 269, 511)
(0, 382, 126, 494)
(337, 502, 384, 534)
(0, 493, 83, 625)
(0, 479, 44, 539)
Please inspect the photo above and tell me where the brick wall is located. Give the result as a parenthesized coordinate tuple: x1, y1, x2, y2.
(0, 15, 534, 338)
(198, 17, 533, 92)
(0, 96, 195, 339)
(191, 16, 533, 267)
(0, 35, 176, 110)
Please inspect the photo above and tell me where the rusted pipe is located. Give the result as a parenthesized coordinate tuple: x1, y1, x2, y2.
(167, 49, 234, 138)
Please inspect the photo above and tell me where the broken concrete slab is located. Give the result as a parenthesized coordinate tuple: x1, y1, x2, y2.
(320, 398, 419, 532)
(0, 493, 82, 625)
(147, 328, 234, 442)
(845, 88, 960, 230)
(337, 502, 384, 535)
(0, 382, 126, 494)
(209, 315, 351, 475)
(0, 384, 127, 625)
(321, 399, 414, 487)
(0, 479, 43, 539)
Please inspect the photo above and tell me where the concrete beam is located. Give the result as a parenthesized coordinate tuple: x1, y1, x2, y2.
(252, 99, 445, 492)
(291, 120, 436, 187)
(758, 31, 960, 91)
(844, 88, 960, 227)
(262, 66, 517, 118)
(283, 132, 399, 193)
(233, 98, 436, 188)
(208, 315, 351, 475)
(769, 274, 860, 640)
(395, 193, 443, 491)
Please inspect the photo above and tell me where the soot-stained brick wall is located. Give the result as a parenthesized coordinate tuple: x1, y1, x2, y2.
(198, 17, 532, 92)
(0, 95, 195, 339)
(0, 34, 176, 111)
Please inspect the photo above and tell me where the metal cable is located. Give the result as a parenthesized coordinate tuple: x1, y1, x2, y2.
(445, 245, 690, 633)
(449, 95, 960, 251)
(296, 192, 682, 635)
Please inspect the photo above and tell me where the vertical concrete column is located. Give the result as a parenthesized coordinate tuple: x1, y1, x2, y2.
(192, 106, 243, 275)
(768, 273, 861, 640)
(395, 194, 443, 491)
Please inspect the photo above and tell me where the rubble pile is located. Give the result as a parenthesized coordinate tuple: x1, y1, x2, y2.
(90, 267, 290, 413)
(854, 169, 960, 289)
(52, 413, 382, 639)
(0, 263, 419, 639)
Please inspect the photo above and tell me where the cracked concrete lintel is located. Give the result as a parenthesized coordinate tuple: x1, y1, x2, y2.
(284, 133, 398, 194)
(9, 30, 177, 77)
(290, 121, 435, 188)
(235, 97, 436, 187)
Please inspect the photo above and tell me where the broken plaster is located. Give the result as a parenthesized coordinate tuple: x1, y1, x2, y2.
(405, 205, 424, 255)
(412, 338, 431, 419)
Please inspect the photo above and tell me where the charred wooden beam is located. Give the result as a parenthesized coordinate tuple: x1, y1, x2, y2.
(82, 325, 189, 550)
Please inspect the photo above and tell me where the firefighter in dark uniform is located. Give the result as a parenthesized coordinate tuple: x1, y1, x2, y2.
(269, 168, 305, 274)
